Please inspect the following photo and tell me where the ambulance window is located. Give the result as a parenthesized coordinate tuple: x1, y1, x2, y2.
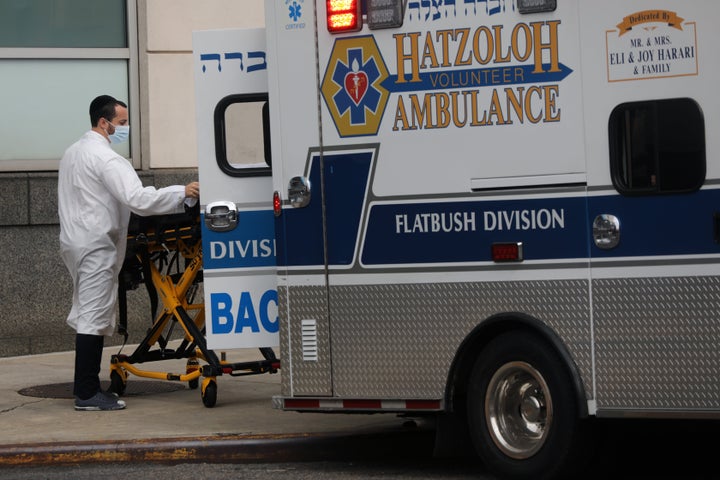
(213, 93, 271, 177)
(609, 98, 705, 195)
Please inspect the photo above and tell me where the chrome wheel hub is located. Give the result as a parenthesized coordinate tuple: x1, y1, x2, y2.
(484, 361, 552, 459)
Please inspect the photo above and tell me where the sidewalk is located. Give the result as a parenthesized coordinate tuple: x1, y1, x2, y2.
(0, 345, 417, 465)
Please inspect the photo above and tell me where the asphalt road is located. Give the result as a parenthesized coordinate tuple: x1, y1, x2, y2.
(1, 460, 489, 480)
(4, 418, 720, 480)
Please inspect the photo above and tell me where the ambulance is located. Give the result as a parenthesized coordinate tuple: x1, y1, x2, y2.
(193, 0, 719, 478)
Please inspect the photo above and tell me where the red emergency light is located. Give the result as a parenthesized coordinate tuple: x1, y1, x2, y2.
(327, 0, 362, 33)
(491, 242, 523, 262)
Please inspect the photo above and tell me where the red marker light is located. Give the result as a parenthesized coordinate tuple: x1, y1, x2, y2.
(273, 191, 282, 217)
(491, 243, 523, 262)
(327, 0, 361, 33)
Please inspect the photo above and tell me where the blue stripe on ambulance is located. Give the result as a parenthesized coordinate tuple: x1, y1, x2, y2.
(275, 150, 373, 267)
(275, 150, 720, 267)
(202, 210, 276, 270)
(588, 190, 719, 258)
(362, 197, 590, 264)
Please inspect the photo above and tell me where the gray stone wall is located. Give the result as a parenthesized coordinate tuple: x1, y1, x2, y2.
(0, 169, 199, 357)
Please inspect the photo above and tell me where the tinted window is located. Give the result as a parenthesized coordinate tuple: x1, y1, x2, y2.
(609, 98, 705, 195)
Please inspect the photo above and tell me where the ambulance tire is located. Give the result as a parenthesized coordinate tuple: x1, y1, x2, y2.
(466, 330, 590, 480)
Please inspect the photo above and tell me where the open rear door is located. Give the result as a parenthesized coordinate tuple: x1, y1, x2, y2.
(193, 28, 278, 350)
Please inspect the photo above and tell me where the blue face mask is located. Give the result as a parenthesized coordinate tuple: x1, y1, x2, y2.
(108, 124, 130, 144)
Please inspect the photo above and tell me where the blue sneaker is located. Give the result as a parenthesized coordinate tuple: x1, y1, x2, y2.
(74, 391, 126, 411)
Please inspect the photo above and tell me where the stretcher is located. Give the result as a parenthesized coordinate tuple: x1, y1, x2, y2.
(111, 204, 279, 407)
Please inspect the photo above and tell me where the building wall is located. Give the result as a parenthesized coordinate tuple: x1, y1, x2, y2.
(0, 0, 264, 357)
(139, 0, 265, 170)
(0, 169, 199, 356)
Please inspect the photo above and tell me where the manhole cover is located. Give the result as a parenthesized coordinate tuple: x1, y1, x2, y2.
(18, 381, 186, 399)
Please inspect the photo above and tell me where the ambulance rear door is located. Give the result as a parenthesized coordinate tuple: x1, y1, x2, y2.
(193, 28, 278, 350)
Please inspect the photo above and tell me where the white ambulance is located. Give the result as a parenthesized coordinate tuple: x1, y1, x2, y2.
(193, 1, 719, 478)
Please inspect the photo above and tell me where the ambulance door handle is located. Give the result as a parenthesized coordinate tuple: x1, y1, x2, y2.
(592, 214, 620, 249)
(288, 176, 311, 208)
(204, 201, 238, 232)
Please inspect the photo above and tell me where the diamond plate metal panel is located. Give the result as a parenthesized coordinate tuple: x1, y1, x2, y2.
(278, 285, 291, 396)
(316, 280, 593, 399)
(282, 285, 332, 396)
(594, 276, 720, 410)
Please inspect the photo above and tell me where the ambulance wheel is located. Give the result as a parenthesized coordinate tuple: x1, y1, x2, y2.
(466, 330, 590, 480)
(201, 378, 217, 408)
(109, 370, 127, 396)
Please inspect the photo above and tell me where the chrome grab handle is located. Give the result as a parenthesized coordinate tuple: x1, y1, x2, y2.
(592, 214, 620, 249)
(204, 201, 238, 232)
(288, 176, 311, 208)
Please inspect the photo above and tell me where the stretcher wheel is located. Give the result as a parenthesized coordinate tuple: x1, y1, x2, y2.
(109, 370, 127, 396)
(201, 378, 217, 408)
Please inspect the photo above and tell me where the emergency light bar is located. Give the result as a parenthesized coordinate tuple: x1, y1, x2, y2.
(327, 0, 405, 33)
(367, 0, 404, 29)
(327, 0, 362, 32)
(517, 0, 556, 14)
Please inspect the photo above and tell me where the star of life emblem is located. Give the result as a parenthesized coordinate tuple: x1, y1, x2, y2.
(321, 36, 390, 137)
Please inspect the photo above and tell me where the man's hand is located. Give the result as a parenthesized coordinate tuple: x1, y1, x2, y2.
(185, 181, 200, 199)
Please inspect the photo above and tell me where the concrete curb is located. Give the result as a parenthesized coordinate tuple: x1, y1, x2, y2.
(0, 429, 436, 467)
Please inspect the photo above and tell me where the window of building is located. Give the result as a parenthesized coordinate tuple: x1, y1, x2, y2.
(0, 0, 137, 171)
(609, 98, 706, 195)
(0, 1, 126, 48)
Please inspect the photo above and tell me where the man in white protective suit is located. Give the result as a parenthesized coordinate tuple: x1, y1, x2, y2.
(58, 95, 200, 411)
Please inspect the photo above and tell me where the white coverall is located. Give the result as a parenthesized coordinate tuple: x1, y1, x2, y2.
(58, 131, 189, 336)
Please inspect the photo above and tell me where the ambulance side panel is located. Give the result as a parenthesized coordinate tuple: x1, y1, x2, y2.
(271, 0, 720, 417)
(279, 1, 595, 402)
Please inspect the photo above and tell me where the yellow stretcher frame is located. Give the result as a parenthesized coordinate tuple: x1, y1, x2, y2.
(110, 211, 279, 407)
